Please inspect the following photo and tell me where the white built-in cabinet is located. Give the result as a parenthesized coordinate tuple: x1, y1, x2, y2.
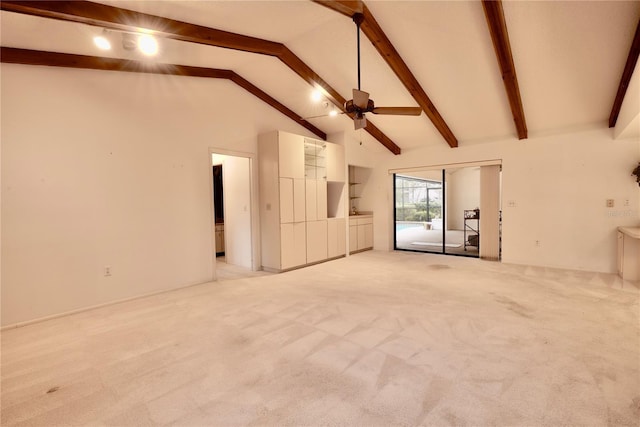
(259, 130, 346, 272)
(328, 218, 346, 258)
(349, 215, 373, 254)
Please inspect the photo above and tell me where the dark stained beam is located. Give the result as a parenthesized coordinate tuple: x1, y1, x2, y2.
(313, 0, 362, 17)
(0, 1, 284, 55)
(0, 47, 327, 140)
(1, 0, 401, 154)
(313, 0, 458, 148)
(482, 0, 527, 139)
(609, 19, 640, 128)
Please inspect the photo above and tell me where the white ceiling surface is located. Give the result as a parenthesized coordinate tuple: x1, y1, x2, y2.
(2, 1, 639, 152)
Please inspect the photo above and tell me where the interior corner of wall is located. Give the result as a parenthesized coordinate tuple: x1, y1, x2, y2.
(613, 113, 640, 141)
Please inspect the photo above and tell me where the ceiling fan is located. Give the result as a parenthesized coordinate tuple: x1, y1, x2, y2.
(345, 13, 422, 130)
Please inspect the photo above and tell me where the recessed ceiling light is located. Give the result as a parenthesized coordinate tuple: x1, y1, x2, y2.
(138, 34, 159, 56)
(311, 90, 322, 102)
(93, 35, 111, 50)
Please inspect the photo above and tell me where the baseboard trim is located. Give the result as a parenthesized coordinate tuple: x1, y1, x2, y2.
(1, 279, 214, 331)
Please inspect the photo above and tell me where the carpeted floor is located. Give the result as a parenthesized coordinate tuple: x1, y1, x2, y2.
(2, 251, 639, 426)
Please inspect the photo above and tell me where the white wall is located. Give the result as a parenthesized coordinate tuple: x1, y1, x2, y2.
(346, 127, 639, 274)
(1, 64, 318, 326)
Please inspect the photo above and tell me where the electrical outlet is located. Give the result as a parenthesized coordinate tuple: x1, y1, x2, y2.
(507, 200, 517, 207)
(535, 240, 541, 247)
(606, 199, 614, 208)
(104, 266, 112, 277)
(624, 199, 630, 207)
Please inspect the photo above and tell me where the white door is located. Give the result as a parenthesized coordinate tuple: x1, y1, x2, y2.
(221, 156, 253, 269)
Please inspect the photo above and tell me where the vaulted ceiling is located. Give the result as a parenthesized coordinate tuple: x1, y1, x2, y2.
(1, 1, 639, 155)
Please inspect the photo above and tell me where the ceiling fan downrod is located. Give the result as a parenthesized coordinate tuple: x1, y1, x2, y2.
(353, 13, 364, 91)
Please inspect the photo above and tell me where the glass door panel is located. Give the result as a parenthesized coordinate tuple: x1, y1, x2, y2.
(394, 172, 444, 253)
(443, 167, 479, 257)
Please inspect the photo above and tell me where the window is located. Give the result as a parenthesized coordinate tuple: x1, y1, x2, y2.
(395, 175, 442, 222)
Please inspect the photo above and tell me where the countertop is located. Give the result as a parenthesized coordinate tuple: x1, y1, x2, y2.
(618, 226, 640, 239)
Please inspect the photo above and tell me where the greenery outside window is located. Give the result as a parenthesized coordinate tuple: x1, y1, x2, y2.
(395, 175, 442, 222)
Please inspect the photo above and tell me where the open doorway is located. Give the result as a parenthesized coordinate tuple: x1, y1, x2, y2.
(211, 151, 263, 280)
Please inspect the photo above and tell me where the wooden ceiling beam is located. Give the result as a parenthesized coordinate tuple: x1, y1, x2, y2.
(313, 1, 458, 148)
(482, 0, 527, 139)
(0, 1, 285, 55)
(1, 0, 401, 154)
(609, 19, 640, 128)
(312, 1, 363, 18)
(0, 47, 327, 140)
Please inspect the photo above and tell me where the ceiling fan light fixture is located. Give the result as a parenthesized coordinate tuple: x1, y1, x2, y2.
(354, 113, 367, 130)
(311, 89, 323, 102)
(329, 109, 338, 117)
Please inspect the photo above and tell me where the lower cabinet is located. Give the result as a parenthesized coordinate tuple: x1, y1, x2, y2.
(281, 222, 306, 270)
(307, 220, 328, 263)
(328, 218, 346, 258)
(349, 216, 373, 254)
(215, 223, 225, 255)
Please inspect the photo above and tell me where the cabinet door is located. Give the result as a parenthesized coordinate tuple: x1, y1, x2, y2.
(326, 143, 345, 182)
(306, 179, 318, 221)
(336, 218, 346, 256)
(363, 223, 374, 248)
(307, 220, 328, 263)
(327, 219, 337, 258)
(278, 132, 304, 179)
(327, 218, 346, 258)
(317, 180, 327, 220)
(293, 222, 307, 267)
(281, 223, 306, 270)
(281, 223, 295, 269)
(293, 178, 306, 222)
(349, 225, 357, 253)
(357, 224, 366, 250)
(279, 178, 294, 223)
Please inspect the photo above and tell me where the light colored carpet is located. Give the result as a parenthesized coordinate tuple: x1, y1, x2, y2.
(1, 251, 639, 426)
(216, 256, 273, 281)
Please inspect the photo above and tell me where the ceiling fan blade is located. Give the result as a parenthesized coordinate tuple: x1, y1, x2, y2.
(371, 107, 422, 116)
(352, 89, 370, 109)
(354, 114, 367, 130)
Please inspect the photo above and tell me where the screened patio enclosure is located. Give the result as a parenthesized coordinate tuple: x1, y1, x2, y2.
(393, 166, 500, 258)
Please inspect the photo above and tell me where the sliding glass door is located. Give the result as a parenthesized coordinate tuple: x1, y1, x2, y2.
(394, 172, 445, 254)
(394, 167, 485, 258)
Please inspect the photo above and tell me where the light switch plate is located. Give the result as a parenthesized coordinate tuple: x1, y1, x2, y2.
(606, 199, 614, 208)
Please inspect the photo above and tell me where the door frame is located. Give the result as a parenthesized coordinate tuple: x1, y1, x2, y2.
(208, 147, 260, 278)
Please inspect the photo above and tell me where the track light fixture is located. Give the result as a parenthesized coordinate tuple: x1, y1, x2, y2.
(93, 29, 159, 56)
